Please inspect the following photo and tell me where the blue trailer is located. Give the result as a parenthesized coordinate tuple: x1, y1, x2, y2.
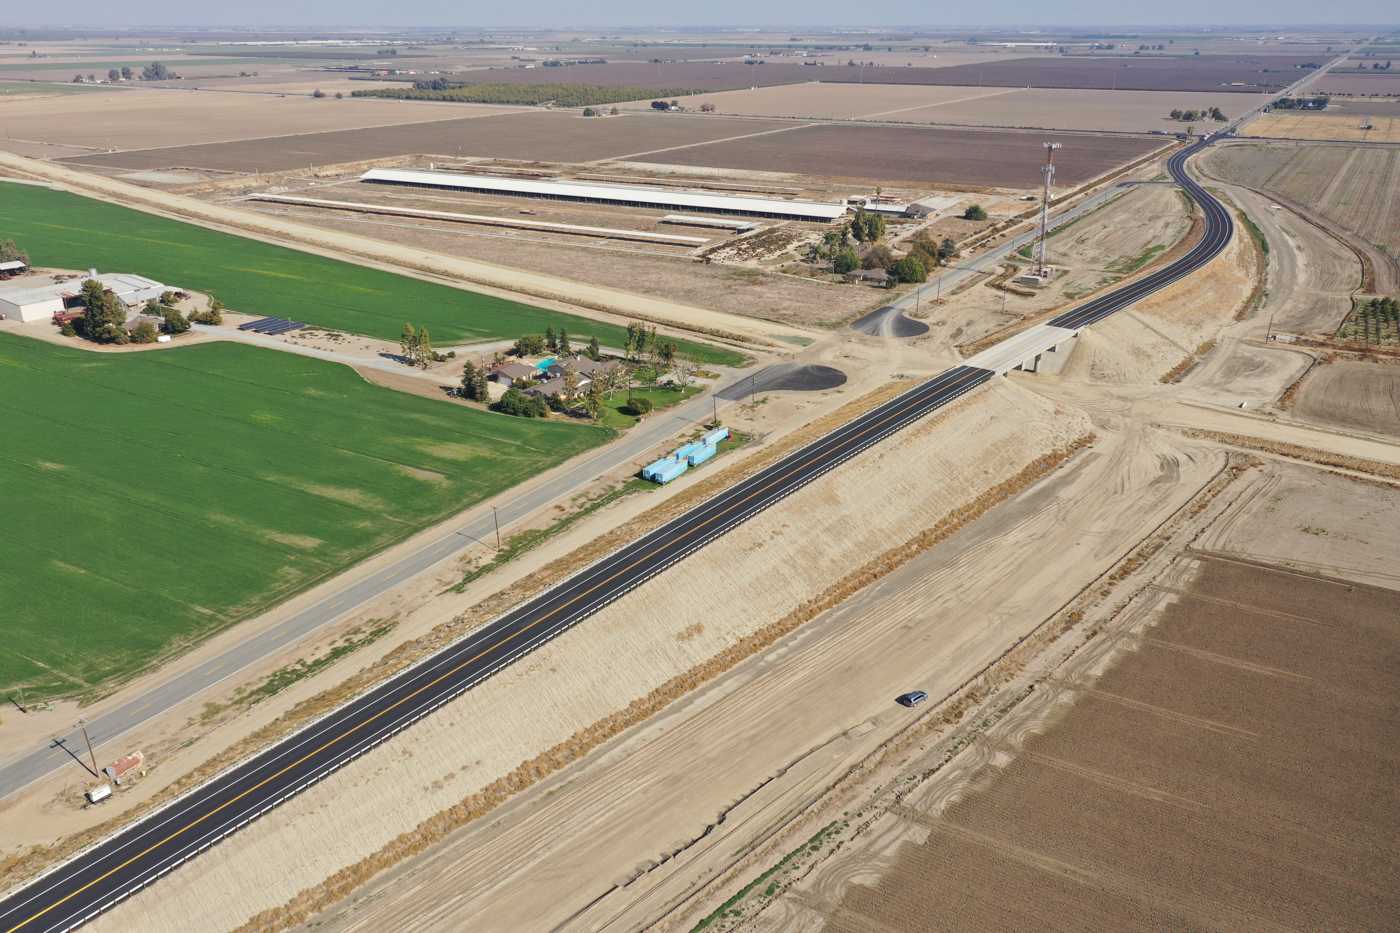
(642, 457, 676, 481)
(673, 441, 705, 462)
(652, 459, 689, 484)
(687, 444, 716, 467)
(701, 427, 730, 446)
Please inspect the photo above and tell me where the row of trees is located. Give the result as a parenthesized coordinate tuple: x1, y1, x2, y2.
(1169, 107, 1227, 122)
(1271, 96, 1330, 111)
(580, 107, 620, 116)
(64, 62, 178, 84)
(0, 239, 27, 264)
(400, 324, 449, 367)
(64, 281, 194, 344)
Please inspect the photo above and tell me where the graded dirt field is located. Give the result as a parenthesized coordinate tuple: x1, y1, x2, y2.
(1205, 142, 1400, 258)
(0, 334, 609, 701)
(59, 111, 797, 175)
(634, 124, 1163, 188)
(0, 88, 498, 156)
(1289, 360, 1400, 439)
(823, 553, 1400, 933)
(1246, 111, 1400, 143)
(684, 83, 1251, 133)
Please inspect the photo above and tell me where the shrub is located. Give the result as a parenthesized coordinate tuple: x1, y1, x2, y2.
(893, 256, 928, 284)
(131, 320, 159, 343)
(627, 395, 655, 416)
(962, 204, 988, 221)
(832, 248, 861, 275)
(582, 107, 596, 117)
(497, 387, 549, 418)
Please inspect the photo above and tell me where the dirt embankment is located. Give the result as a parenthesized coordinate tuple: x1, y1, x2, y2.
(1061, 221, 1259, 385)
(82, 379, 1092, 933)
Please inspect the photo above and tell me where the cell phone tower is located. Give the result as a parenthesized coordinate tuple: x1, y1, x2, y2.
(1032, 142, 1062, 279)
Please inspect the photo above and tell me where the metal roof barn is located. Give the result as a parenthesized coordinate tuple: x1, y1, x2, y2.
(359, 169, 848, 222)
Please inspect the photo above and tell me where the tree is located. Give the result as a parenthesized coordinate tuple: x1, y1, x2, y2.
(400, 323, 418, 359)
(108, 69, 120, 82)
(861, 211, 886, 241)
(582, 107, 597, 117)
(131, 320, 159, 343)
(158, 290, 177, 306)
(0, 239, 27, 264)
(699, 102, 716, 112)
(558, 327, 571, 356)
(460, 360, 490, 401)
(88, 74, 97, 83)
(76, 279, 127, 343)
(1170, 109, 1183, 120)
(833, 247, 861, 275)
(545, 325, 557, 349)
(141, 61, 177, 81)
(862, 244, 895, 270)
(120, 66, 133, 80)
(583, 380, 605, 422)
(161, 307, 190, 334)
(610, 107, 619, 115)
(634, 364, 662, 389)
(938, 237, 958, 261)
(624, 321, 646, 360)
(334, 92, 344, 99)
(651, 100, 669, 110)
(673, 352, 699, 389)
(893, 256, 928, 284)
(498, 387, 548, 418)
(414, 327, 433, 366)
(1186, 125, 1195, 136)
(561, 363, 581, 403)
(962, 204, 988, 221)
(312, 88, 327, 99)
(586, 335, 601, 360)
(627, 395, 655, 416)
(514, 333, 547, 356)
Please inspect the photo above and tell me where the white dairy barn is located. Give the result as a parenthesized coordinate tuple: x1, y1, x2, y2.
(0, 272, 172, 323)
(359, 168, 849, 222)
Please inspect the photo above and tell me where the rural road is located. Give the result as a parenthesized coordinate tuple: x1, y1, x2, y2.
(0, 380, 735, 801)
(0, 136, 1236, 933)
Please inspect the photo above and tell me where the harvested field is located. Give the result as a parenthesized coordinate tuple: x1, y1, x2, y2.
(1246, 112, 1400, 143)
(0, 89, 472, 153)
(826, 554, 1400, 933)
(1289, 360, 1400, 439)
(80, 378, 1094, 933)
(685, 84, 1251, 133)
(823, 54, 1323, 93)
(1313, 73, 1400, 96)
(1205, 142, 1400, 260)
(59, 111, 796, 175)
(633, 124, 1163, 188)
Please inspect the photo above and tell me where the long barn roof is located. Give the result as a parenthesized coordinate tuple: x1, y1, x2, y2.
(358, 168, 847, 222)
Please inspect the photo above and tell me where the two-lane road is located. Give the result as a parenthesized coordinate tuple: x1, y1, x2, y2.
(0, 137, 1235, 933)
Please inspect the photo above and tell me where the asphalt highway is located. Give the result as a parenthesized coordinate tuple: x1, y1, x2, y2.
(0, 138, 1231, 933)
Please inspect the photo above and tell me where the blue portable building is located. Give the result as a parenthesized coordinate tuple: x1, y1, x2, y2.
(652, 459, 689, 484)
(687, 444, 716, 467)
(642, 457, 676, 481)
(701, 427, 730, 446)
(673, 441, 705, 462)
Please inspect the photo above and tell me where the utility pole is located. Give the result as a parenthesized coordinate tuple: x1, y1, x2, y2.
(750, 373, 757, 410)
(712, 394, 718, 426)
(77, 717, 98, 776)
(491, 506, 501, 551)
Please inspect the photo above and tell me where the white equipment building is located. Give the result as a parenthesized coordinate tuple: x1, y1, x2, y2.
(0, 272, 171, 323)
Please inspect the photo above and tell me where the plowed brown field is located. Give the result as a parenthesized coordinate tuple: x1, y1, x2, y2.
(829, 555, 1400, 933)
(59, 112, 796, 174)
(634, 124, 1163, 187)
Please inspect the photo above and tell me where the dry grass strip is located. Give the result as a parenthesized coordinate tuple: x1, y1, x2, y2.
(230, 432, 1096, 933)
(0, 379, 925, 892)
(1173, 427, 1400, 479)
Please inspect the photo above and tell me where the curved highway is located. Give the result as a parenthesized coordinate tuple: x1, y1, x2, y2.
(0, 137, 1233, 933)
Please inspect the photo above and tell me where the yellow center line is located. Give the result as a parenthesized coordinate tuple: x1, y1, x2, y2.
(203, 666, 222, 676)
(329, 600, 345, 610)
(9, 368, 985, 933)
(130, 704, 150, 716)
(268, 632, 286, 641)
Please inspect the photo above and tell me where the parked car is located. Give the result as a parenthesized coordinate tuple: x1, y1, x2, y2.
(896, 691, 928, 708)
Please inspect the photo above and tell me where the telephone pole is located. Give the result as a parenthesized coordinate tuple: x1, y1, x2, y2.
(491, 506, 501, 552)
(77, 717, 98, 776)
(1033, 142, 1062, 280)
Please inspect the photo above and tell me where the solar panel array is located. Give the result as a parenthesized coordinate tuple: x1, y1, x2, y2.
(237, 317, 305, 336)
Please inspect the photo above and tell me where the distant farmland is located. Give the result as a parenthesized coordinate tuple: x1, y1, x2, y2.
(0, 183, 746, 365)
(0, 336, 612, 700)
(634, 124, 1165, 188)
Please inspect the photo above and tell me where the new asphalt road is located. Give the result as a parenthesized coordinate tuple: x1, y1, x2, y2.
(0, 137, 1234, 933)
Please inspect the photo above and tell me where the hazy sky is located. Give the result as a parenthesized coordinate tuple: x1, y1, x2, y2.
(22, 0, 1400, 28)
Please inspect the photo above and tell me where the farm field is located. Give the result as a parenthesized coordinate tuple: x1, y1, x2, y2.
(0, 80, 104, 96)
(683, 83, 1250, 132)
(59, 111, 796, 175)
(0, 334, 611, 701)
(632, 123, 1164, 188)
(0, 183, 746, 364)
(1204, 143, 1400, 256)
(0, 88, 504, 155)
(1314, 73, 1400, 96)
(831, 53, 1323, 92)
(832, 554, 1400, 933)
(1291, 361, 1400, 438)
(1246, 112, 1400, 143)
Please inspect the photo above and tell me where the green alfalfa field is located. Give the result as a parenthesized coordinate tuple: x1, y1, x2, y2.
(0, 183, 747, 366)
(0, 334, 612, 701)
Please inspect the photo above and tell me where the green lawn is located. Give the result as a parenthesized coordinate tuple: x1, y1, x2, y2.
(0, 335, 613, 701)
(0, 184, 748, 367)
(598, 385, 704, 429)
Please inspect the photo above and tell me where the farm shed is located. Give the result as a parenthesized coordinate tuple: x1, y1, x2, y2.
(0, 272, 170, 323)
(360, 168, 848, 222)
